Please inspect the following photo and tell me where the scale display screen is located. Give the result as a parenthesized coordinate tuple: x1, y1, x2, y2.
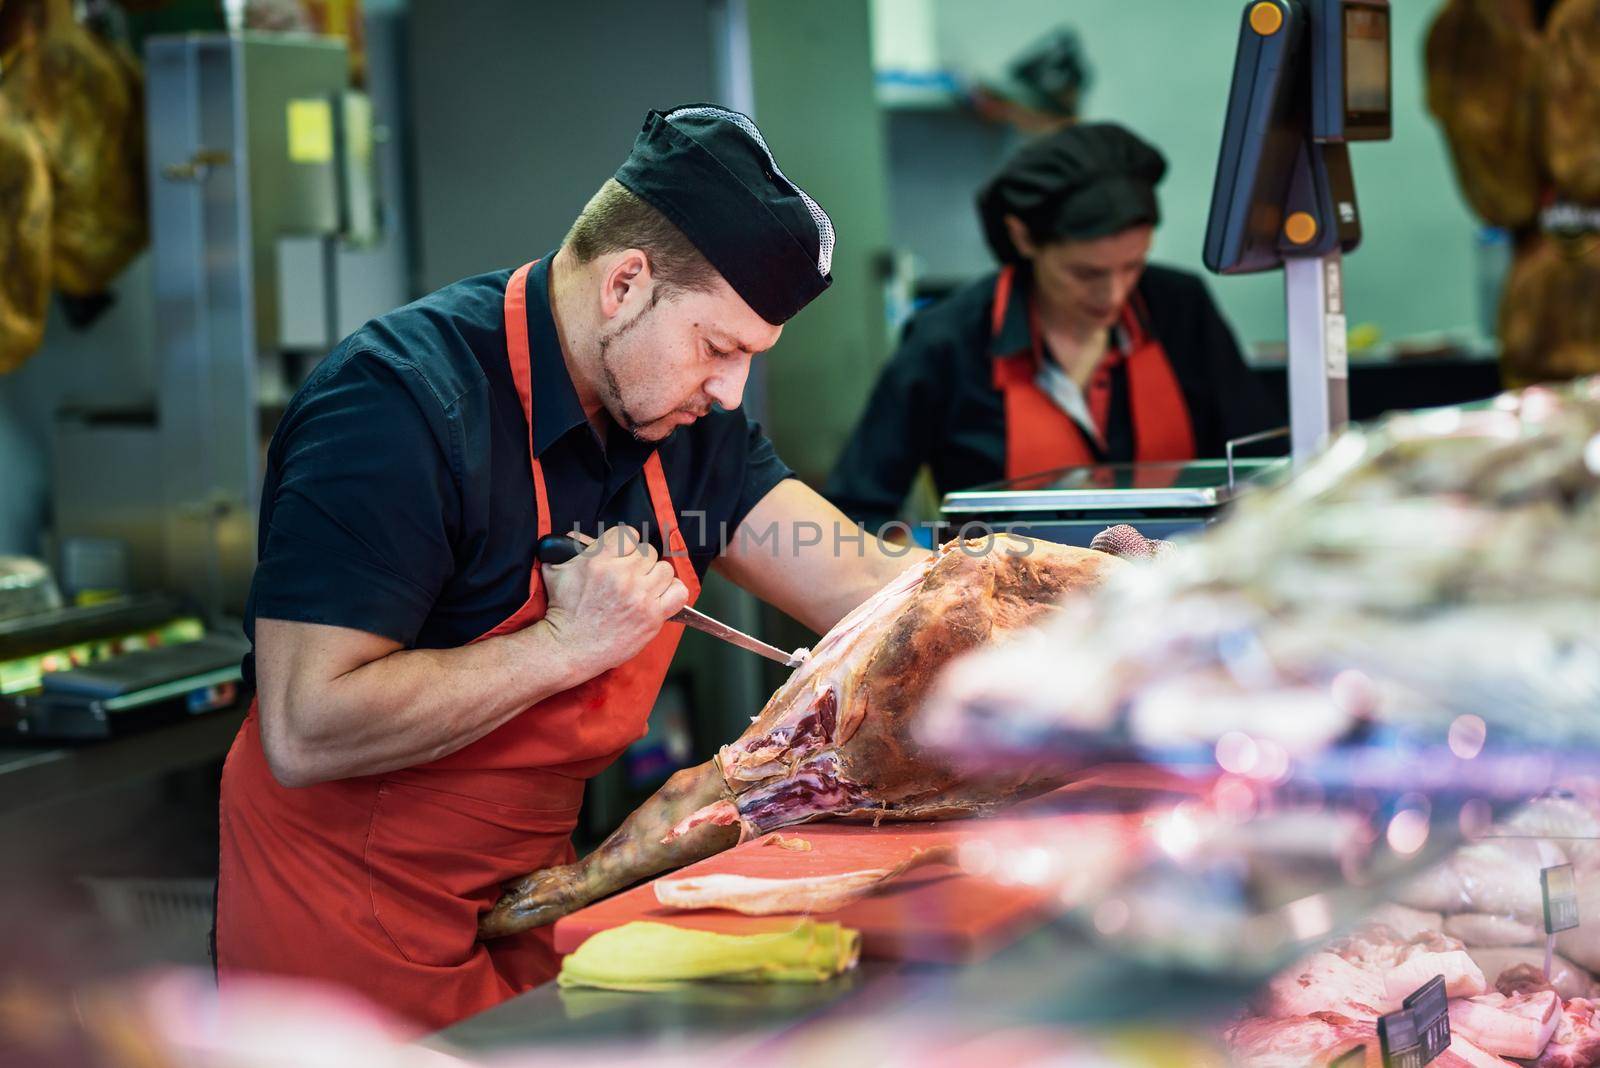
(1343, 5, 1390, 136)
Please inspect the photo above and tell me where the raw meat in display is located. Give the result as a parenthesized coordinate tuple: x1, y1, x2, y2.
(1254, 952, 1387, 1021)
(1381, 949, 1486, 1004)
(922, 380, 1600, 779)
(1444, 913, 1543, 948)
(1365, 903, 1444, 942)
(1396, 840, 1566, 925)
(1472, 949, 1600, 1003)
(1224, 1012, 1376, 1067)
(1227, 1014, 1515, 1067)
(481, 536, 1124, 937)
(1539, 998, 1600, 1068)
(1500, 796, 1600, 871)
(1323, 924, 1485, 1006)
(1233, 923, 1558, 1066)
(1443, 1035, 1520, 1067)
(1449, 988, 1561, 1060)
(1499, 963, 1560, 998)
(1330, 924, 1466, 974)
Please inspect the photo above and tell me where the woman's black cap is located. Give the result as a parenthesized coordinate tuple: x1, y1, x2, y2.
(978, 122, 1167, 263)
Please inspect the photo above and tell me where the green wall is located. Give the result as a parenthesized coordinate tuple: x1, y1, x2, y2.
(919, 0, 1485, 348)
(747, 0, 894, 483)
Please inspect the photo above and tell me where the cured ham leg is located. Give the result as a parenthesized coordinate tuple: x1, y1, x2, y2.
(481, 535, 1123, 938)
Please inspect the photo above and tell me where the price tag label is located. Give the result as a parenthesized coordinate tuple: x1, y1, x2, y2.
(1544, 863, 1580, 934)
(1379, 1007, 1422, 1068)
(1403, 975, 1451, 1062)
(1380, 974, 1451, 1068)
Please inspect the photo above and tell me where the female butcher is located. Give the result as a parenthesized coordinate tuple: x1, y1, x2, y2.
(825, 122, 1282, 535)
(216, 105, 926, 1031)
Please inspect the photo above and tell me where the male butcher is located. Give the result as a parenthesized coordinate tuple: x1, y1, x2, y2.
(216, 105, 926, 1029)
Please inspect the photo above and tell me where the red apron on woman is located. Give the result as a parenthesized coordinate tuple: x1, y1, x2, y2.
(988, 264, 1197, 479)
(216, 261, 700, 1030)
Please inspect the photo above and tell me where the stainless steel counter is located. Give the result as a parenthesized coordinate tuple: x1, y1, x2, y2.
(0, 706, 245, 815)
(426, 917, 1259, 1060)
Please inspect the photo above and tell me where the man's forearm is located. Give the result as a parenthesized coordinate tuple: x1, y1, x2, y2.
(264, 621, 587, 786)
(718, 480, 935, 637)
(816, 535, 933, 631)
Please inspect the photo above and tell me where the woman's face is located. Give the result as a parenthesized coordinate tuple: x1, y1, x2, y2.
(1008, 218, 1154, 331)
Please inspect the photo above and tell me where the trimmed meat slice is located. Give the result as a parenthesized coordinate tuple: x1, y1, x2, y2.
(1382, 950, 1487, 1004)
(1449, 989, 1561, 1059)
(1440, 1033, 1517, 1067)
(654, 846, 954, 916)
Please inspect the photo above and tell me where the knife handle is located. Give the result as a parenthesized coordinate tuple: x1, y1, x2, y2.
(535, 533, 585, 565)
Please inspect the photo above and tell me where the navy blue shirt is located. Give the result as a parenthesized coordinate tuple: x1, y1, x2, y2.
(243, 256, 794, 686)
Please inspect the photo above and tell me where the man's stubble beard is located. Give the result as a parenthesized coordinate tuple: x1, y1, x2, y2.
(595, 295, 661, 440)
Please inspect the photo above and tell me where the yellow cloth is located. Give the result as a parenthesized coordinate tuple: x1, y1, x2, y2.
(557, 921, 861, 992)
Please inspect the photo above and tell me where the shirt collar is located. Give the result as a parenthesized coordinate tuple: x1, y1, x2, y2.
(987, 268, 1140, 362)
(986, 268, 1033, 359)
(525, 253, 591, 457)
(524, 253, 658, 482)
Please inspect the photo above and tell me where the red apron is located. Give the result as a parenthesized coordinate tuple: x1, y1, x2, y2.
(216, 261, 700, 1031)
(989, 265, 1197, 479)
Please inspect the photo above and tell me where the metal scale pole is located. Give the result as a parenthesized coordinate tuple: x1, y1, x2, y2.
(1284, 250, 1350, 465)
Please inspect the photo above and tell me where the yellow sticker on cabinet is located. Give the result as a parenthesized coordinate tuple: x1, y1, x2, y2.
(287, 98, 334, 164)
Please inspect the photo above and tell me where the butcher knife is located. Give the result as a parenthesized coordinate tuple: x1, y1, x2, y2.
(535, 534, 810, 669)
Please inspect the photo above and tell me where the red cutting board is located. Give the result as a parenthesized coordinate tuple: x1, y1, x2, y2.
(553, 780, 1179, 964)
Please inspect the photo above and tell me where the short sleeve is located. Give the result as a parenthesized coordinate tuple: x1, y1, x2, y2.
(729, 419, 795, 533)
(248, 349, 460, 646)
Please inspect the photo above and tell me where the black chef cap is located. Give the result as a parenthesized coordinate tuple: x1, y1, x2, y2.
(614, 104, 834, 325)
(978, 122, 1167, 264)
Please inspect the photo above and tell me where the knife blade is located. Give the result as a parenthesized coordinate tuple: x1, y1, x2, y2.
(669, 604, 809, 668)
(535, 534, 810, 669)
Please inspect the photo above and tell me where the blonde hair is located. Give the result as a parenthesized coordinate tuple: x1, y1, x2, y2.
(563, 179, 719, 295)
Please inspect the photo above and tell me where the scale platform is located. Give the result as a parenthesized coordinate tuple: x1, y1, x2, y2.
(2, 631, 247, 741)
(939, 457, 1287, 546)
